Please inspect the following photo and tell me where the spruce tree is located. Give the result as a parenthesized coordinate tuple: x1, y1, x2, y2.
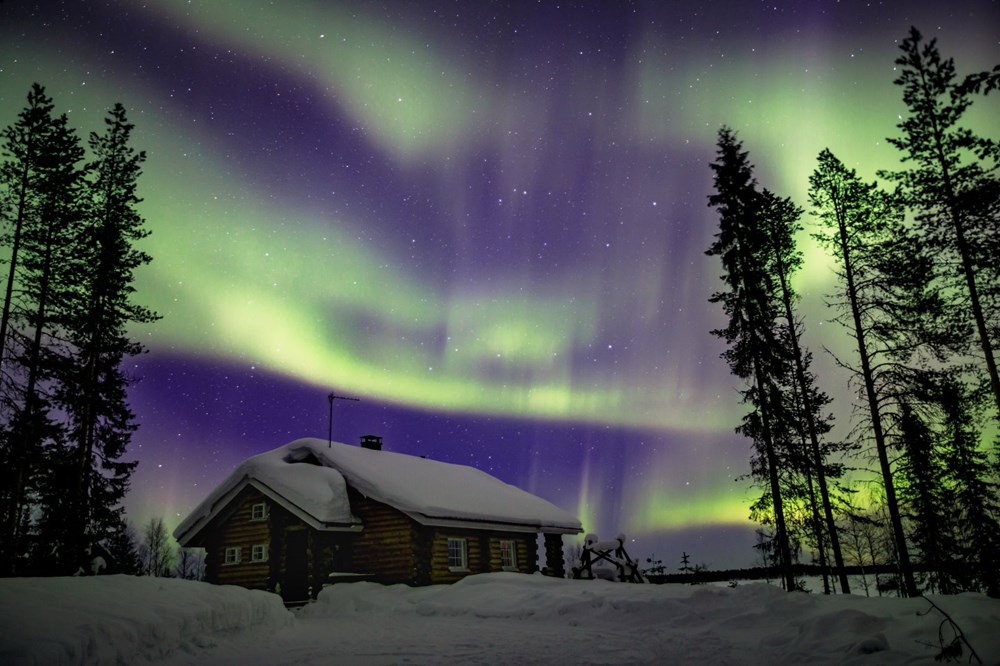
(1, 89, 156, 575)
(896, 400, 958, 594)
(0, 84, 54, 376)
(56, 103, 156, 572)
(759, 189, 851, 594)
(882, 27, 1000, 421)
(933, 373, 1000, 596)
(0, 100, 85, 574)
(105, 520, 141, 575)
(706, 128, 795, 592)
(0, 87, 59, 566)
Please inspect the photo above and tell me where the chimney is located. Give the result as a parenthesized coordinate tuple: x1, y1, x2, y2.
(360, 434, 382, 451)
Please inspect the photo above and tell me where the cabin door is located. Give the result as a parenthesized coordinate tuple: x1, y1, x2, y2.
(283, 530, 309, 603)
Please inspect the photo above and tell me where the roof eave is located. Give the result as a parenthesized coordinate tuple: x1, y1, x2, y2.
(175, 477, 362, 547)
(402, 510, 582, 535)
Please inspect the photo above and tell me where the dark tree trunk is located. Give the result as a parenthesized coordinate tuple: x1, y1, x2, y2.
(834, 197, 919, 598)
(772, 246, 850, 594)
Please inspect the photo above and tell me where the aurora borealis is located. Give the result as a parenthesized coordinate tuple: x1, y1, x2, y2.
(2, 0, 997, 569)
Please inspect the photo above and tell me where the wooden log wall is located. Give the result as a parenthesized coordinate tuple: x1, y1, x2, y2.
(483, 532, 535, 574)
(210, 487, 273, 590)
(429, 528, 481, 584)
(428, 530, 536, 583)
(268, 510, 290, 594)
(347, 490, 418, 583)
(197, 483, 559, 590)
(310, 531, 352, 596)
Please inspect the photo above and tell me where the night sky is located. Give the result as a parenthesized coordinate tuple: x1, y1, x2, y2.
(1, 1, 997, 570)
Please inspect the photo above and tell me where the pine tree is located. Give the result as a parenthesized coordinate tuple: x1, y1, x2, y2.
(706, 128, 795, 592)
(809, 149, 924, 597)
(882, 27, 1000, 421)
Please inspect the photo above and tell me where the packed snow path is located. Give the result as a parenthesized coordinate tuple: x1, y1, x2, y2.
(3, 573, 999, 664)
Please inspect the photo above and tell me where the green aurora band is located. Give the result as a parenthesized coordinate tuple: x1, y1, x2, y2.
(2, 0, 997, 539)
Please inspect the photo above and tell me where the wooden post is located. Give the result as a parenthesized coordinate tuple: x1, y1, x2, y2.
(268, 511, 284, 593)
(526, 534, 538, 573)
(543, 533, 565, 578)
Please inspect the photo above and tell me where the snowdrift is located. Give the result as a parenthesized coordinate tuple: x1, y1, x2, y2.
(301, 574, 1000, 664)
(2, 573, 999, 664)
(0, 575, 292, 665)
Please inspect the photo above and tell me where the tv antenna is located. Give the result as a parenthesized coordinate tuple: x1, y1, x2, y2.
(328, 392, 359, 447)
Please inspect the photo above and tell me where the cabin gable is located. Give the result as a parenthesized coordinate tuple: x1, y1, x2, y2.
(201, 486, 273, 590)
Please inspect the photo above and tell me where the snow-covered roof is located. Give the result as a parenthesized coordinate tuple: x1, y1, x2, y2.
(174, 440, 361, 545)
(175, 438, 581, 545)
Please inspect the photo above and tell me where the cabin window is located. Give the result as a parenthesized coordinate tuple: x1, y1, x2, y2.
(224, 547, 241, 565)
(250, 502, 267, 521)
(251, 544, 269, 563)
(500, 539, 517, 570)
(447, 538, 468, 571)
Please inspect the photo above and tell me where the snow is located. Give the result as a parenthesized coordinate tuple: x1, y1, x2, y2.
(0, 575, 292, 665)
(3, 573, 999, 665)
(174, 441, 359, 544)
(176, 439, 581, 545)
(294, 438, 581, 530)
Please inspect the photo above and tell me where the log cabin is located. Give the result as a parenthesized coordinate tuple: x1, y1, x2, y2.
(173, 436, 582, 603)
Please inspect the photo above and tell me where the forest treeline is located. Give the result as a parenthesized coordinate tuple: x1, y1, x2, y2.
(707, 28, 1000, 597)
(0, 84, 158, 576)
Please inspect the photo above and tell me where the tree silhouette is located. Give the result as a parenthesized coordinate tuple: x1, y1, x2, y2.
(1, 86, 156, 575)
(809, 149, 926, 597)
(58, 103, 157, 572)
(882, 27, 1000, 422)
(0, 89, 85, 574)
(759, 189, 851, 594)
(706, 128, 795, 592)
(928, 372, 1000, 597)
(896, 399, 958, 595)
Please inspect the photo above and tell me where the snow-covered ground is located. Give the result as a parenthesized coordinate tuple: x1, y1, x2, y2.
(3, 573, 999, 665)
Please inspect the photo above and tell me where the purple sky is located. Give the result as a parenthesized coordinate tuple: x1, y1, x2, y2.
(1, 0, 997, 570)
